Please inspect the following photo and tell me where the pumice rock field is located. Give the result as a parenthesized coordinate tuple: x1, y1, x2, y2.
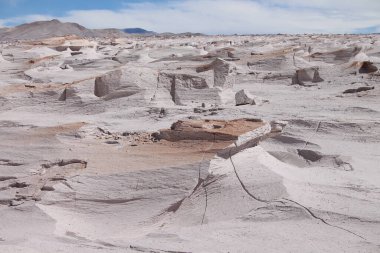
(0, 20, 379, 252)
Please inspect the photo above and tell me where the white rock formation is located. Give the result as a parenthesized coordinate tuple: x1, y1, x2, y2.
(157, 72, 221, 105)
(94, 66, 157, 101)
(196, 58, 237, 88)
(235, 89, 256, 106)
(58, 87, 79, 101)
(291, 67, 324, 85)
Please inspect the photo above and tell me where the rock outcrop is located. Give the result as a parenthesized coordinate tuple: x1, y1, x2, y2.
(358, 61, 378, 74)
(196, 58, 236, 88)
(235, 89, 256, 106)
(94, 69, 124, 97)
(343, 86, 374, 94)
(291, 67, 324, 85)
(157, 72, 220, 105)
(155, 118, 264, 142)
(310, 47, 361, 64)
(58, 88, 79, 101)
(94, 67, 156, 100)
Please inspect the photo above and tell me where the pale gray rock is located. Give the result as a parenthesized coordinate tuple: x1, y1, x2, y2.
(58, 88, 79, 101)
(292, 67, 324, 85)
(94, 66, 157, 100)
(235, 89, 256, 106)
(157, 72, 221, 105)
(196, 58, 236, 88)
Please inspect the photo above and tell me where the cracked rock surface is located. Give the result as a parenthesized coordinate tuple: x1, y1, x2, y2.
(0, 33, 380, 252)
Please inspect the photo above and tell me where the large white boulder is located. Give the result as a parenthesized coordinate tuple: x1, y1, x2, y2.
(94, 69, 123, 97)
(94, 66, 157, 100)
(157, 72, 220, 106)
(196, 58, 236, 88)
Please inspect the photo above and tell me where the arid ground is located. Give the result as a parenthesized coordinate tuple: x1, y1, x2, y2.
(0, 23, 380, 252)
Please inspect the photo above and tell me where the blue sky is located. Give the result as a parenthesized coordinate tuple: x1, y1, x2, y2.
(1, 0, 380, 34)
(0, 0, 120, 18)
(0, 0, 162, 19)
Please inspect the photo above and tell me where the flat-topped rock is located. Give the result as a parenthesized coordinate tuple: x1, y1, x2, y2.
(156, 118, 264, 141)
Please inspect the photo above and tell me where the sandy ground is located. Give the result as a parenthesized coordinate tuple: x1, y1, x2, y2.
(0, 34, 379, 252)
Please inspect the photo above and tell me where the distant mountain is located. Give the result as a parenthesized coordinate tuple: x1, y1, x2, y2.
(0, 19, 96, 41)
(0, 20, 150, 41)
(122, 28, 156, 35)
(158, 32, 205, 37)
(0, 19, 178, 41)
(93, 28, 127, 38)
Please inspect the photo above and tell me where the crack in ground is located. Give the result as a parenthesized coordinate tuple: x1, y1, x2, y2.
(228, 144, 269, 204)
(199, 141, 214, 225)
(282, 198, 366, 240)
(157, 125, 368, 239)
(158, 140, 214, 223)
(201, 180, 208, 225)
(228, 142, 367, 241)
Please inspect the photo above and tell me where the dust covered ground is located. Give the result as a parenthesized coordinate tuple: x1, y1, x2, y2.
(0, 34, 380, 252)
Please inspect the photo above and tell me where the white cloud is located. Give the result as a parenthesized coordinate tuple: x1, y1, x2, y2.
(1, 0, 380, 34)
(261, 0, 380, 12)
(6, 14, 55, 24)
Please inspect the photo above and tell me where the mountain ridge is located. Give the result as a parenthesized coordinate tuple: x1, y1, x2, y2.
(122, 28, 156, 35)
(0, 19, 155, 41)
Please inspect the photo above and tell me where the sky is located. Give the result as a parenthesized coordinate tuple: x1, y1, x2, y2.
(0, 0, 380, 34)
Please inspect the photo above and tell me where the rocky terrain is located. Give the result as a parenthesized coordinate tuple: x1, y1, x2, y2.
(0, 27, 379, 252)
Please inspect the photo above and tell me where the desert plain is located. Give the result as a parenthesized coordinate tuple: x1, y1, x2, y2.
(0, 20, 379, 252)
